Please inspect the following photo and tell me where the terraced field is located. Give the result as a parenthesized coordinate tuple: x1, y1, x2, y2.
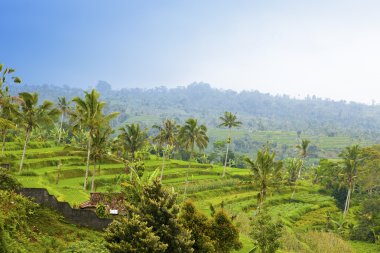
(1, 142, 377, 252)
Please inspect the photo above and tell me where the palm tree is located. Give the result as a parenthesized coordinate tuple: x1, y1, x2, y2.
(245, 147, 282, 210)
(71, 89, 118, 190)
(57, 96, 70, 144)
(0, 65, 22, 153)
(118, 123, 148, 181)
(153, 119, 178, 181)
(18, 92, 59, 172)
(219, 112, 242, 177)
(179, 118, 209, 195)
(339, 145, 361, 218)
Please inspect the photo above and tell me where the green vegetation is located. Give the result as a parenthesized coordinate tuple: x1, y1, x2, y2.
(1, 65, 379, 252)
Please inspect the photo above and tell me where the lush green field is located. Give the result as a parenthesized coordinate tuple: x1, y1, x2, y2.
(2, 143, 379, 252)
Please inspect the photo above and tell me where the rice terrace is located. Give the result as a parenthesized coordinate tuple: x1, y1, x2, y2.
(1, 1, 380, 253)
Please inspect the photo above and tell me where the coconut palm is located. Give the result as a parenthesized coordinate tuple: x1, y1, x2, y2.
(57, 96, 70, 144)
(153, 119, 179, 181)
(179, 118, 209, 195)
(71, 89, 118, 190)
(245, 147, 282, 210)
(219, 112, 242, 177)
(118, 123, 148, 181)
(18, 92, 59, 172)
(339, 144, 361, 218)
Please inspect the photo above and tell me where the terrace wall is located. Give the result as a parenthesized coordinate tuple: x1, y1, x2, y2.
(19, 188, 112, 231)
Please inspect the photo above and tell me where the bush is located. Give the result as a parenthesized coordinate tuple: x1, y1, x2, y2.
(0, 169, 21, 191)
(351, 198, 380, 243)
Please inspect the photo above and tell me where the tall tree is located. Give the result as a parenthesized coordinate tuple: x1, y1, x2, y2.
(71, 89, 118, 190)
(153, 119, 178, 181)
(245, 147, 282, 209)
(107, 179, 194, 253)
(18, 92, 59, 172)
(57, 96, 70, 144)
(179, 118, 209, 195)
(0, 64, 22, 153)
(219, 112, 242, 177)
(118, 123, 148, 181)
(339, 144, 361, 218)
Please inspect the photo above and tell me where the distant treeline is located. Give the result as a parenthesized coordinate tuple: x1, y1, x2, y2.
(10, 82, 380, 137)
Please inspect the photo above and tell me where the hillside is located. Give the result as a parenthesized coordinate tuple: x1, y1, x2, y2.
(9, 82, 380, 158)
(2, 141, 379, 252)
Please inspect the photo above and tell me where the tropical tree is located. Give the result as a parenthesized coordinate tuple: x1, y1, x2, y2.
(57, 96, 70, 144)
(118, 123, 148, 181)
(0, 64, 22, 153)
(108, 179, 194, 252)
(179, 118, 209, 195)
(219, 112, 242, 177)
(249, 210, 283, 253)
(18, 92, 59, 172)
(153, 119, 178, 181)
(339, 144, 361, 218)
(71, 89, 118, 190)
(245, 147, 282, 209)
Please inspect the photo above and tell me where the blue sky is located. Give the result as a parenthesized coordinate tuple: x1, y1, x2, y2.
(2, 0, 380, 103)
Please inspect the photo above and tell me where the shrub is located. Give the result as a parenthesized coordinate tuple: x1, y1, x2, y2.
(0, 169, 21, 191)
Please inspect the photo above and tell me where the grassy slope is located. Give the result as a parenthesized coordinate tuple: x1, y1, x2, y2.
(2, 144, 379, 252)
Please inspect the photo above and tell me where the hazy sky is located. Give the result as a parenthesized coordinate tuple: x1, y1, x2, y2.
(2, 0, 380, 104)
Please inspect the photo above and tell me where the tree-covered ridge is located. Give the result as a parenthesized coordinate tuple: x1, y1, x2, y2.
(10, 82, 380, 134)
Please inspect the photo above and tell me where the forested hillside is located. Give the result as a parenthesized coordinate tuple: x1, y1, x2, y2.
(10, 82, 380, 159)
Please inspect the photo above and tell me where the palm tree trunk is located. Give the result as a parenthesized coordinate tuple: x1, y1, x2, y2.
(130, 154, 134, 181)
(91, 159, 96, 192)
(83, 133, 91, 190)
(58, 113, 64, 143)
(291, 161, 304, 199)
(184, 151, 193, 196)
(343, 186, 351, 218)
(19, 129, 31, 173)
(223, 128, 232, 177)
(160, 153, 165, 181)
(1, 129, 6, 154)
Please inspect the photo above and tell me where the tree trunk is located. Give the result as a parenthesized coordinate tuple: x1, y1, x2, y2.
(222, 129, 231, 177)
(291, 161, 304, 199)
(91, 159, 96, 192)
(160, 153, 165, 181)
(19, 129, 31, 173)
(1, 129, 6, 154)
(184, 151, 193, 196)
(58, 113, 64, 143)
(130, 154, 134, 181)
(83, 133, 91, 190)
(343, 186, 352, 218)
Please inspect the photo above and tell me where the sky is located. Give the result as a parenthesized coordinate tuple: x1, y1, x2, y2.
(2, 0, 380, 104)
